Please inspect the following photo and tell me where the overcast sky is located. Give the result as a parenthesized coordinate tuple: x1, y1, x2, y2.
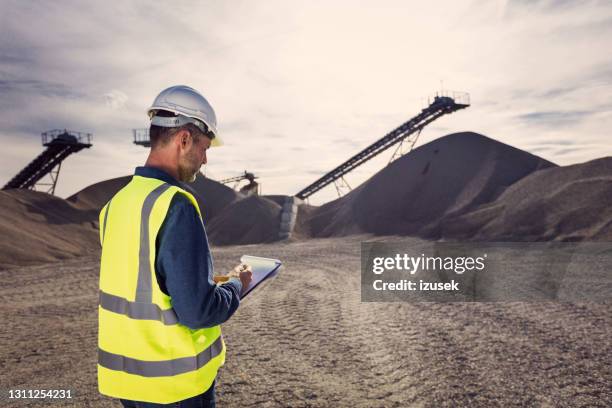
(1, 0, 611, 205)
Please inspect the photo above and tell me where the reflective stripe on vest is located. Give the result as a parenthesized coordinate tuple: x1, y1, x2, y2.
(101, 199, 111, 245)
(99, 290, 178, 325)
(136, 183, 171, 303)
(98, 336, 223, 377)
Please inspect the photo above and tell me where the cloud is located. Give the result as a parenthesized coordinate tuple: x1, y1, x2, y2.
(554, 147, 583, 155)
(515, 110, 596, 127)
(0, 0, 611, 205)
(0, 79, 83, 99)
(503, 0, 605, 17)
(104, 90, 128, 110)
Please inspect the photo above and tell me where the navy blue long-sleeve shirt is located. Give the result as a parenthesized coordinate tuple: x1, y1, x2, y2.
(134, 166, 242, 329)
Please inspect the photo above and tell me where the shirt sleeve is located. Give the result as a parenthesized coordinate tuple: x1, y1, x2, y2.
(155, 193, 242, 329)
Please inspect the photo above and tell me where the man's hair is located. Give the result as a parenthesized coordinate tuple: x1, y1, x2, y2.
(149, 110, 204, 149)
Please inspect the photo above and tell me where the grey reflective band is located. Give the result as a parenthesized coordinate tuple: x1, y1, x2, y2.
(136, 183, 172, 303)
(99, 290, 178, 325)
(150, 115, 194, 128)
(102, 199, 111, 244)
(99, 336, 224, 377)
(150, 114, 213, 137)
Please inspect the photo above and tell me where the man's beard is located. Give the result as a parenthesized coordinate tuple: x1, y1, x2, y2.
(177, 161, 198, 183)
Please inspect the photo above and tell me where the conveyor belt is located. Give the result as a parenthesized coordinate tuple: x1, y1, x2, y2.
(296, 93, 469, 199)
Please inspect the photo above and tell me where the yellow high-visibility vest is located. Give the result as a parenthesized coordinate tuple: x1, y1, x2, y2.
(97, 175, 225, 403)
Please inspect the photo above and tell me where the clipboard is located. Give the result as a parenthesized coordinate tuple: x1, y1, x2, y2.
(239, 255, 282, 298)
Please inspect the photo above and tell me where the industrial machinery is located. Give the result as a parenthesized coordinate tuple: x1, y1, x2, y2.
(132, 128, 150, 147)
(220, 171, 260, 195)
(2, 129, 93, 195)
(295, 91, 470, 199)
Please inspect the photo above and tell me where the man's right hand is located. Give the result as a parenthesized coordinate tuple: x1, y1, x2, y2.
(227, 263, 253, 296)
(238, 269, 253, 296)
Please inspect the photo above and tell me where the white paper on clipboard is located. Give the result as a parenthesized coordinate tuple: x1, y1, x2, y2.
(239, 255, 282, 298)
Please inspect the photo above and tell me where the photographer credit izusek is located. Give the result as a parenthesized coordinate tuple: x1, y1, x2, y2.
(371, 253, 487, 292)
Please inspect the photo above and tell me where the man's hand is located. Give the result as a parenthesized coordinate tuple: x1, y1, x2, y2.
(227, 263, 250, 278)
(216, 263, 253, 295)
(229, 263, 252, 295)
(213, 276, 230, 284)
(237, 269, 253, 296)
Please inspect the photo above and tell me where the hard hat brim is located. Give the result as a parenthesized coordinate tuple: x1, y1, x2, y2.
(210, 134, 223, 147)
(148, 106, 223, 147)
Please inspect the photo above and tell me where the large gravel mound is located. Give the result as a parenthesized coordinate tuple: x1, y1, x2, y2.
(207, 195, 281, 245)
(0, 189, 98, 269)
(307, 132, 555, 238)
(441, 157, 612, 241)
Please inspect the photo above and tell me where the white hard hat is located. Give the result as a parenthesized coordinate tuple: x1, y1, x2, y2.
(147, 85, 222, 146)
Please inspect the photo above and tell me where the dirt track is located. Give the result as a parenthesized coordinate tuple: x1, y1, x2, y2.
(0, 236, 610, 407)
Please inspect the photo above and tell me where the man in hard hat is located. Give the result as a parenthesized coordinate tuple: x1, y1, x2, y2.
(97, 85, 252, 408)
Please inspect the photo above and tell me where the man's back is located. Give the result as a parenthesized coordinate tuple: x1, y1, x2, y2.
(97, 174, 228, 404)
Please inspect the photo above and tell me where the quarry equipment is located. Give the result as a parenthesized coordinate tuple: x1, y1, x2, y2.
(2, 129, 93, 195)
(132, 128, 150, 147)
(220, 171, 260, 195)
(295, 91, 470, 199)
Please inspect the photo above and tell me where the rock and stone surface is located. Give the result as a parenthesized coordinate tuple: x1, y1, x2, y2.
(0, 236, 609, 407)
(440, 157, 612, 241)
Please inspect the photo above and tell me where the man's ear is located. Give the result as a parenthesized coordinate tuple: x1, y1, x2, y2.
(176, 129, 192, 150)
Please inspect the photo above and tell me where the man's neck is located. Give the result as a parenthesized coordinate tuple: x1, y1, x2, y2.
(144, 156, 180, 181)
